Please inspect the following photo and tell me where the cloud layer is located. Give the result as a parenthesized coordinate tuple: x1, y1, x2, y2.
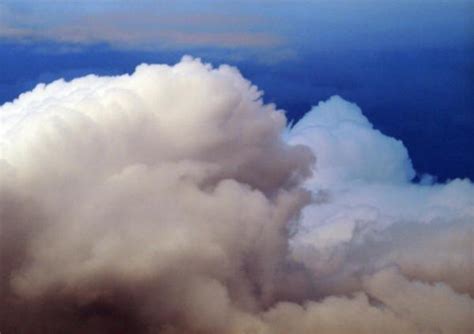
(0, 3, 280, 50)
(1, 57, 473, 333)
(1, 0, 471, 53)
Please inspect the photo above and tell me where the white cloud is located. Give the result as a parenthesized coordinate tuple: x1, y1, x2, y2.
(287, 95, 415, 187)
(1, 58, 473, 333)
(287, 94, 474, 321)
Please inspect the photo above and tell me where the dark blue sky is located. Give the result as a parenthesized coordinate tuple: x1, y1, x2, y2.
(0, 0, 473, 180)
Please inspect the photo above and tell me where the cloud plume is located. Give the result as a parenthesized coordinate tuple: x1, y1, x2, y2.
(1, 57, 473, 333)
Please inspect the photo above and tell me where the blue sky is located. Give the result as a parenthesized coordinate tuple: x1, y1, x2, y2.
(1, 0, 473, 180)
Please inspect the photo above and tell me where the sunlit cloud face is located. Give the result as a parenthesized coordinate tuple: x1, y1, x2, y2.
(286, 97, 474, 304)
(1, 58, 473, 333)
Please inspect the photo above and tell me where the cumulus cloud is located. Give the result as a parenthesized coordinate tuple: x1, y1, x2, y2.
(287, 96, 416, 186)
(1, 57, 473, 333)
(287, 96, 474, 332)
(0, 56, 314, 333)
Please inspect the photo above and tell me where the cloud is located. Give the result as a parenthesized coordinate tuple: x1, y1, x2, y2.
(1, 0, 471, 55)
(0, 4, 281, 50)
(286, 95, 474, 332)
(287, 96, 415, 187)
(1, 58, 473, 333)
(0, 57, 313, 333)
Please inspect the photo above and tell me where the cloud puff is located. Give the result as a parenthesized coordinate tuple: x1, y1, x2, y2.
(287, 95, 415, 187)
(0, 56, 313, 333)
(287, 95, 474, 332)
(1, 58, 473, 333)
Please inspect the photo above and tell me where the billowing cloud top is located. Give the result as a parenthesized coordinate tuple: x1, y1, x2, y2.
(1, 57, 473, 333)
(288, 95, 415, 186)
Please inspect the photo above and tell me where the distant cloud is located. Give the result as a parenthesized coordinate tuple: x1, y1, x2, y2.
(0, 5, 282, 50)
(2, 0, 472, 53)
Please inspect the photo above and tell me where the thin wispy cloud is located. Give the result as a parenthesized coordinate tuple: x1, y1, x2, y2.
(0, 4, 282, 50)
